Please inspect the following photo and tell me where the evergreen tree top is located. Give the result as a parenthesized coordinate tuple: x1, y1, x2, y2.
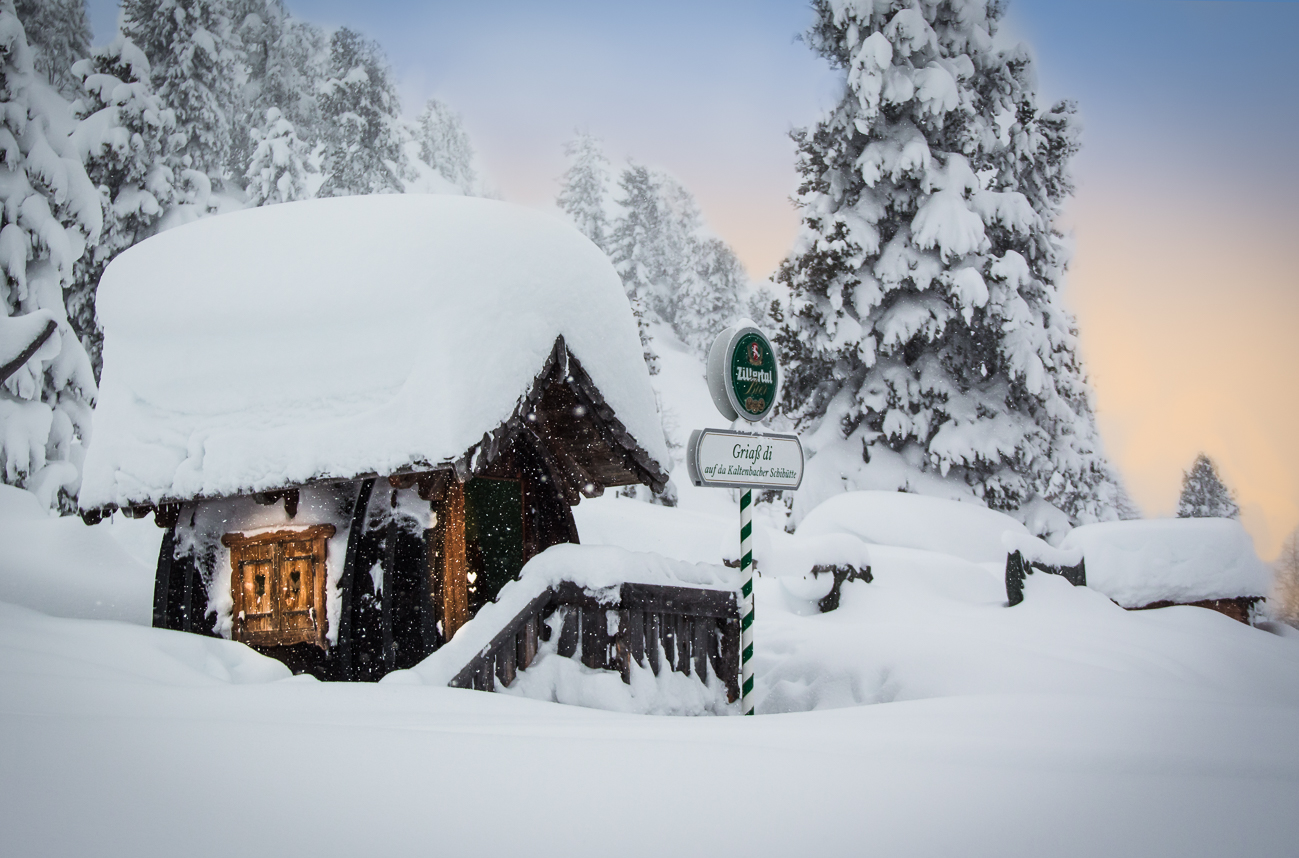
(1176, 453, 1240, 520)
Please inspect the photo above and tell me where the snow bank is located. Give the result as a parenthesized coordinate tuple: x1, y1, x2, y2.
(1061, 518, 1270, 608)
(81, 195, 667, 509)
(0, 485, 156, 624)
(797, 490, 1031, 564)
(388, 543, 738, 691)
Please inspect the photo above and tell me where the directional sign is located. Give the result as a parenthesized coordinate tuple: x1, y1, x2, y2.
(686, 428, 804, 491)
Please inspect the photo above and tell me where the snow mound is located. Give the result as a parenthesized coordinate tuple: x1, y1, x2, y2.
(1061, 518, 1270, 608)
(0, 486, 156, 624)
(797, 490, 1030, 564)
(81, 195, 667, 509)
(388, 543, 739, 693)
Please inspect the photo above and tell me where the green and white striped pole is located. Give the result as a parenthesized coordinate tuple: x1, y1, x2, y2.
(740, 488, 755, 715)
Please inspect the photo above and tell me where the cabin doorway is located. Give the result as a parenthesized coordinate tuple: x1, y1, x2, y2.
(431, 477, 525, 643)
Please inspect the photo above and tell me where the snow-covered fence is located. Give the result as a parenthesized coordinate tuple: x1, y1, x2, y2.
(448, 580, 741, 701)
(1002, 532, 1086, 607)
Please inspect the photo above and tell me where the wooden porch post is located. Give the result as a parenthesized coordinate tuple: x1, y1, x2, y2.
(442, 479, 470, 641)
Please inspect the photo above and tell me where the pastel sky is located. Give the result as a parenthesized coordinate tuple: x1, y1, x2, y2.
(85, 1, 1299, 558)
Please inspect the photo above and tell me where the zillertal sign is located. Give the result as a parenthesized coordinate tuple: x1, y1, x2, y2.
(707, 325, 778, 423)
(687, 428, 804, 491)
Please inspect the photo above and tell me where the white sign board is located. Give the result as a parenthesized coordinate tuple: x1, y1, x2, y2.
(686, 428, 804, 491)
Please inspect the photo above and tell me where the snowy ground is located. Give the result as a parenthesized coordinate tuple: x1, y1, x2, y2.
(4, 333, 1299, 856)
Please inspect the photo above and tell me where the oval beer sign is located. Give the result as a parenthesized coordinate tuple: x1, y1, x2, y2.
(706, 324, 779, 423)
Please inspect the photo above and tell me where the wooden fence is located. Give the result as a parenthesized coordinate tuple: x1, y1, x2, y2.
(1005, 551, 1087, 607)
(448, 581, 741, 702)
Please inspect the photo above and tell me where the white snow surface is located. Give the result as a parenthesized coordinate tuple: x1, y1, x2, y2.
(1062, 518, 1271, 608)
(80, 195, 667, 509)
(5, 472, 1299, 854)
(797, 489, 1031, 564)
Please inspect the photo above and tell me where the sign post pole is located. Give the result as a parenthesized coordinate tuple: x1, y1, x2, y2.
(689, 323, 803, 717)
(739, 488, 755, 715)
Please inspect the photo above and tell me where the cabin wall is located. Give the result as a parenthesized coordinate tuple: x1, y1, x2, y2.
(175, 483, 356, 641)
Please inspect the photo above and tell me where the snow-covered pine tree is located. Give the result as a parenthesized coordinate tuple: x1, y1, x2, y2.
(14, 0, 89, 97)
(121, 0, 243, 179)
(0, 1, 102, 510)
(1176, 453, 1239, 519)
(776, 0, 1119, 521)
(243, 106, 307, 205)
(606, 162, 746, 358)
(230, 0, 325, 186)
(412, 98, 480, 195)
(557, 131, 612, 253)
(677, 235, 746, 355)
(1273, 526, 1299, 628)
(68, 36, 176, 376)
(317, 27, 406, 197)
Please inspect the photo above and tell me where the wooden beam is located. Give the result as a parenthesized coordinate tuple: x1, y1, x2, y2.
(0, 318, 56, 385)
(442, 479, 469, 641)
(337, 478, 376, 681)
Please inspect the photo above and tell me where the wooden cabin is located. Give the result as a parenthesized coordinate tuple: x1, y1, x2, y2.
(78, 195, 673, 680)
(1058, 519, 1270, 625)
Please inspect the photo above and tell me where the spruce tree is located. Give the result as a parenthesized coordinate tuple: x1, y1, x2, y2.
(1273, 527, 1299, 628)
(413, 98, 480, 195)
(231, 0, 325, 185)
(317, 27, 406, 197)
(1176, 453, 1239, 519)
(244, 106, 307, 205)
(557, 131, 612, 252)
(14, 0, 89, 96)
(777, 0, 1119, 521)
(0, 1, 101, 510)
(68, 36, 177, 376)
(121, 0, 243, 179)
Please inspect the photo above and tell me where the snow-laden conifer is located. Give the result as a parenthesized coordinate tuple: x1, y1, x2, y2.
(121, 0, 244, 179)
(244, 107, 307, 206)
(777, 0, 1118, 522)
(68, 36, 176, 375)
(1273, 527, 1299, 628)
(317, 27, 406, 197)
(1176, 453, 1239, 520)
(557, 131, 612, 252)
(0, 2, 101, 510)
(412, 98, 481, 196)
(231, 0, 325, 183)
(607, 162, 746, 358)
(14, 0, 89, 97)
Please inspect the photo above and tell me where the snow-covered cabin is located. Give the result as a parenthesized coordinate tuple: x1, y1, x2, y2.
(1060, 519, 1270, 623)
(79, 196, 670, 679)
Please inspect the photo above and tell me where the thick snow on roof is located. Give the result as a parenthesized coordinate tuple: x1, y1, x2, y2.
(81, 195, 667, 508)
(1061, 518, 1270, 608)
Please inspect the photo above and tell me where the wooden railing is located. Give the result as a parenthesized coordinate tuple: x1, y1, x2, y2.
(448, 581, 741, 702)
(1005, 551, 1086, 607)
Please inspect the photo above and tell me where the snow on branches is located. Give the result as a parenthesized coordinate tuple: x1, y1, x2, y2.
(777, 0, 1121, 524)
(0, 1, 99, 510)
(1176, 453, 1239, 520)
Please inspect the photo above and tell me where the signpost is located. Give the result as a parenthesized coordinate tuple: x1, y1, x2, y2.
(689, 324, 802, 716)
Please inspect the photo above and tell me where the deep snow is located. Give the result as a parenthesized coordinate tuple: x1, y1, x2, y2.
(4, 320, 1299, 857)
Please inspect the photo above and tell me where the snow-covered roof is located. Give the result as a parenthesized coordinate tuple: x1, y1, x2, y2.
(1060, 519, 1270, 608)
(81, 195, 668, 509)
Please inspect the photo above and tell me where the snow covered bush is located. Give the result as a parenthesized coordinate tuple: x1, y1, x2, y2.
(1176, 452, 1239, 519)
(0, 1, 100, 511)
(776, 0, 1121, 523)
